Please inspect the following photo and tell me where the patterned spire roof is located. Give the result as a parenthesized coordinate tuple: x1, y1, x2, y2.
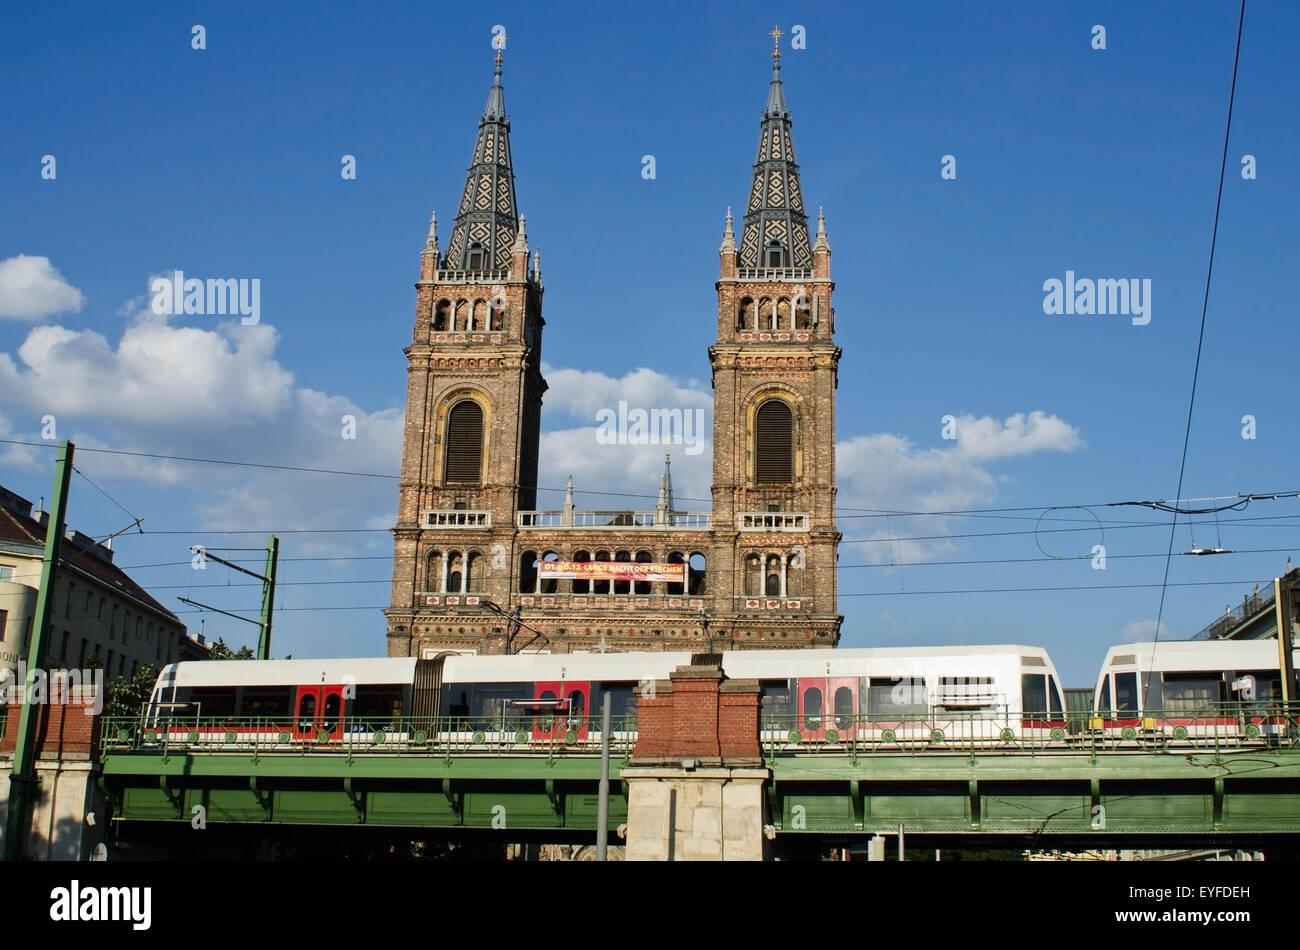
(444, 54, 519, 272)
(739, 44, 811, 269)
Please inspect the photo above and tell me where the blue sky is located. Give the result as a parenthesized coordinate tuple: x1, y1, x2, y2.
(1, 1, 1297, 686)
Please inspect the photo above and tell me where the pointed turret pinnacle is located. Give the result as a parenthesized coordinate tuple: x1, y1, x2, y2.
(656, 451, 675, 516)
(739, 33, 811, 269)
(814, 207, 829, 252)
(511, 214, 529, 256)
(445, 52, 520, 271)
(720, 207, 735, 252)
(532, 249, 541, 282)
(425, 211, 439, 251)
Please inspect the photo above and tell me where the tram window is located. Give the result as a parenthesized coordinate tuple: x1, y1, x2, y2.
(192, 687, 237, 718)
(1237, 671, 1282, 704)
(1098, 678, 1112, 716)
(867, 678, 927, 716)
(239, 687, 293, 718)
(803, 686, 823, 730)
(297, 693, 316, 729)
(567, 690, 586, 725)
(1021, 674, 1048, 717)
(1114, 672, 1138, 714)
(759, 682, 792, 723)
(323, 693, 341, 729)
(1049, 679, 1063, 718)
(1160, 673, 1224, 713)
(352, 686, 406, 720)
(834, 686, 854, 730)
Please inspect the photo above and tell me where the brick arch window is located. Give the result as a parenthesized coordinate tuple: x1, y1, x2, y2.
(744, 553, 761, 596)
(634, 550, 653, 595)
(444, 401, 484, 484)
(737, 297, 756, 330)
(667, 551, 685, 596)
(433, 299, 451, 332)
(572, 550, 592, 594)
(776, 297, 792, 329)
(755, 400, 794, 483)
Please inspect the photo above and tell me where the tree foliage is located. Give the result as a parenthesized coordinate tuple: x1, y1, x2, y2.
(209, 637, 255, 660)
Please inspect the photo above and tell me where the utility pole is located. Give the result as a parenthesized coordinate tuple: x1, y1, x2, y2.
(596, 691, 612, 860)
(1276, 569, 1298, 706)
(257, 536, 279, 661)
(180, 536, 279, 659)
(4, 440, 73, 861)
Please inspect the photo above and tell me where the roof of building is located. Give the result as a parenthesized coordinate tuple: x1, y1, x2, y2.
(0, 489, 180, 624)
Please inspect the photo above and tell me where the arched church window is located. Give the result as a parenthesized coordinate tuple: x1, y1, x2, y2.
(737, 297, 756, 330)
(467, 242, 486, 270)
(433, 299, 450, 332)
(444, 401, 484, 484)
(755, 400, 794, 483)
(765, 240, 786, 268)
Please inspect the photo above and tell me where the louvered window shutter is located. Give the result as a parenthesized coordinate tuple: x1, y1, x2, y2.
(444, 402, 484, 483)
(755, 401, 793, 483)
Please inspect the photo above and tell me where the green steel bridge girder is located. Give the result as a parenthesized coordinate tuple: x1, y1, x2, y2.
(102, 754, 628, 830)
(99, 749, 1300, 835)
(768, 751, 1300, 835)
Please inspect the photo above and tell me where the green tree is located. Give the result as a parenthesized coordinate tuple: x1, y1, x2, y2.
(209, 637, 255, 660)
(104, 664, 158, 719)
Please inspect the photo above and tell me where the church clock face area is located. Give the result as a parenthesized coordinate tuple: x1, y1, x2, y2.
(384, 29, 841, 659)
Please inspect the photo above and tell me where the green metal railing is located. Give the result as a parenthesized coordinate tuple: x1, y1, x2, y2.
(99, 714, 639, 760)
(760, 704, 1300, 761)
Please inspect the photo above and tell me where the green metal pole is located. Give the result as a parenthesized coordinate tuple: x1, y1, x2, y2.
(596, 690, 611, 860)
(256, 536, 279, 660)
(4, 440, 73, 861)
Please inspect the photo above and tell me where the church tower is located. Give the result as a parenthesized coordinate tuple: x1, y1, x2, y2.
(709, 31, 842, 645)
(385, 52, 547, 657)
(386, 38, 840, 658)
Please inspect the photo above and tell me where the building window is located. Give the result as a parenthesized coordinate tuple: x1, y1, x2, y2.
(110, 604, 119, 640)
(443, 401, 484, 484)
(519, 551, 538, 594)
(446, 551, 464, 593)
(755, 400, 794, 483)
(98, 597, 105, 622)
(765, 240, 786, 268)
(765, 554, 782, 596)
(0, 607, 7, 642)
(667, 552, 685, 596)
(433, 298, 450, 331)
(0, 564, 13, 580)
(688, 552, 707, 595)
(466, 242, 485, 270)
(66, 582, 74, 618)
(634, 551, 653, 595)
(744, 554, 761, 597)
(136, 617, 143, 640)
(572, 550, 591, 594)
(59, 630, 69, 663)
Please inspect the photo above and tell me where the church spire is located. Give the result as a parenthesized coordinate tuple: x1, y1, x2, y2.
(444, 51, 520, 272)
(656, 451, 675, 520)
(739, 29, 811, 270)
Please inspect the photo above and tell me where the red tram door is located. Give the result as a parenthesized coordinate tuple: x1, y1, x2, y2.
(293, 685, 346, 742)
(798, 678, 857, 740)
(531, 681, 591, 741)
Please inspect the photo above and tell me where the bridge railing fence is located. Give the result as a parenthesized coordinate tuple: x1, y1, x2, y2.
(97, 714, 640, 758)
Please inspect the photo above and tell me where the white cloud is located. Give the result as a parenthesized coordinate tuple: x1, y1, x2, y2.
(536, 366, 712, 510)
(0, 255, 86, 320)
(837, 413, 1084, 564)
(0, 284, 403, 551)
(1120, 619, 1175, 642)
(949, 411, 1084, 462)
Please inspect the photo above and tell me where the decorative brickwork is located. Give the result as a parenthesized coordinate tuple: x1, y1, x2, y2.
(385, 54, 843, 657)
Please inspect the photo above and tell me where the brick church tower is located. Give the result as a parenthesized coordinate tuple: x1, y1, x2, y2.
(385, 42, 842, 658)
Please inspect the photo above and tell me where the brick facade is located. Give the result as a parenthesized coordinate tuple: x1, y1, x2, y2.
(385, 54, 842, 657)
